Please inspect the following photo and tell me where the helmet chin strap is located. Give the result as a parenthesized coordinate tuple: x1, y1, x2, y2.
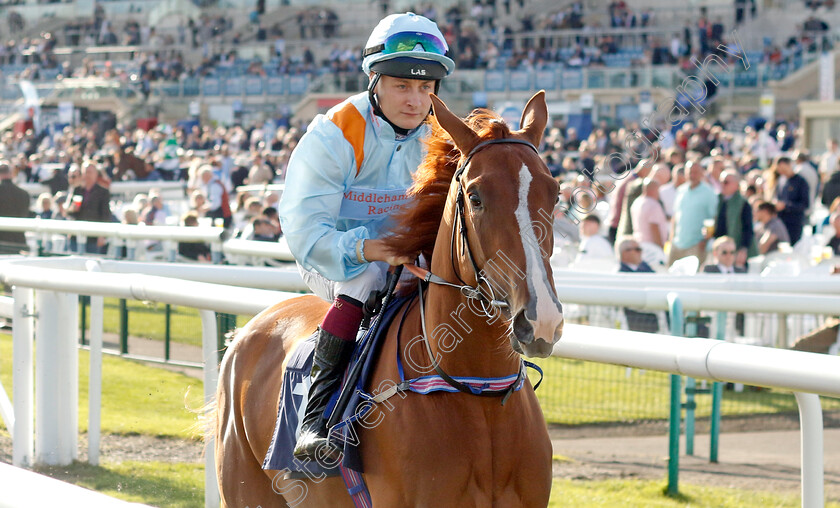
(367, 72, 441, 134)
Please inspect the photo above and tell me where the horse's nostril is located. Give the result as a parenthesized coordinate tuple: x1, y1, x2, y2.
(513, 310, 534, 344)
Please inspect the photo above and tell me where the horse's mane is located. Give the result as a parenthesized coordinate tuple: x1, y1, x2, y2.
(382, 108, 513, 261)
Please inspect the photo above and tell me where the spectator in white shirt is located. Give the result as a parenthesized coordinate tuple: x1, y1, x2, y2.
(142, 195, 170, 225)
(706, 157, 726, 194)
(576, 214, 613, 262)
(670, 34, 682, 60)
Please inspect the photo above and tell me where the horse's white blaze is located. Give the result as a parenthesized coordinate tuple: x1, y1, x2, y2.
(514, 164, 563, 342)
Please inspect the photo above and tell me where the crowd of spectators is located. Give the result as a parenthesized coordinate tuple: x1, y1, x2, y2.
(0, 96, 839, 339)
(434, 2, 758, 72)
(0, 119, 301, 259)
(540, 114, 840, 334)
(0, 3, 837, 252)
(58, 9, 232, 50)
(550, 115, 838, 273)
(0, 108, 838, 269)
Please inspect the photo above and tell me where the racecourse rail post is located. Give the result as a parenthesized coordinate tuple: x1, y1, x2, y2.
(200, 309, 221, 508)
(12, 287, 34, 467)
(683, 309, 714, 457)
(795, 392, 825, 508)
(666, 292, 683, 496)
(35, 290, 79, 465)
(709, 311, 726, 463)
(164, 304, 172, 362)
(777, 313, 789, 348)
(216, 312, 237, 363)
(88, 293, 104, 466)
(79, 295, 88, 346)
(119, 298, 129, 355)
(684, 311, 698, 457)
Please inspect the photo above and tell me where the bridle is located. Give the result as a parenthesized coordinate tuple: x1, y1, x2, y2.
(405, 137, 540, 316)
(405, 137, 543, 403)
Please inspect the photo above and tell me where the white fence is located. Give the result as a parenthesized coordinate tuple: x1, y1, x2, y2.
(0, 257, 838, 507)
(0, 217, 295, 264)
(19, 181, 188, 201)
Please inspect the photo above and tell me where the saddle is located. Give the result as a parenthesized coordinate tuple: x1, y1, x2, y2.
(262, 269, 409, 478)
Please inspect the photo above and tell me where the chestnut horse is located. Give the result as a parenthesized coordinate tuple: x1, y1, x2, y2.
(215, 90, 564, 507)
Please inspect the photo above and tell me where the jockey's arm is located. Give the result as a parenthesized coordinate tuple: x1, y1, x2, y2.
(279, 120, 372, 282)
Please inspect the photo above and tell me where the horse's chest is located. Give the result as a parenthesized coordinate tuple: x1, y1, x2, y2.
(360, 395, 551, 507)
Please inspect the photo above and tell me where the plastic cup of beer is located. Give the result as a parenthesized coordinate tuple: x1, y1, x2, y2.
(702, 218, 715, 237)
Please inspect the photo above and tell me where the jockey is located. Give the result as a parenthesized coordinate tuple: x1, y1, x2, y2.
(278, 12, 455, 462)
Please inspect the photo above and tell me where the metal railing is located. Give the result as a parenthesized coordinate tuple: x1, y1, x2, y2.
(0, 216, 297, 265)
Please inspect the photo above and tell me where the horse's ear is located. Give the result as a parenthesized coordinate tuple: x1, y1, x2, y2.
(430, 94, 479, 155)
(516, 90, 548, 147)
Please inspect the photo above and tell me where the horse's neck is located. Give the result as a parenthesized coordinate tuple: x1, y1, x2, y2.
(426, 290, 514, 375)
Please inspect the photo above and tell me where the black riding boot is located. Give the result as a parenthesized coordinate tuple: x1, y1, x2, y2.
(293, 328, 354, 461)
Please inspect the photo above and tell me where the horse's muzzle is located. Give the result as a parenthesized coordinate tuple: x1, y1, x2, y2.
(511, 307, 564, 358)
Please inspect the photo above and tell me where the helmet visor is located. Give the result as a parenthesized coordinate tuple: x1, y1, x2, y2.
(364, 31, 448, 58)
(370, 56, 447, 80)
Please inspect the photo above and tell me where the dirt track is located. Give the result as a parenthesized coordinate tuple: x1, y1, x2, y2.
(551, 424, 840, 502)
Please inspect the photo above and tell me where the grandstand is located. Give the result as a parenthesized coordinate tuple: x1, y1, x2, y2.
(0, 0, 837, 131)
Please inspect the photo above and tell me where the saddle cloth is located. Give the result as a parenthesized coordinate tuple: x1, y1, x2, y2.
(262, 294, 413, 477)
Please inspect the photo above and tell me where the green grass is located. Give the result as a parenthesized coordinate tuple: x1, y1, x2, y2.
(34, 460, 204, 508)
(0, 333, 204, 438)
(548, 479, 840, 507)
(530, 356, 840, 425)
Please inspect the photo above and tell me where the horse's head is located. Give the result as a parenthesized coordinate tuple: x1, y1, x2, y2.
(430, 91, 564, 358)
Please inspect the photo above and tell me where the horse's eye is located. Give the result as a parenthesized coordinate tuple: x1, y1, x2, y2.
(555, 193, 560, 204)
(469, 193, 482, 208)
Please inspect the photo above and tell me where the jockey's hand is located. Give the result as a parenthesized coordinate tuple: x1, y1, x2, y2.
(363, 239, 414, 266)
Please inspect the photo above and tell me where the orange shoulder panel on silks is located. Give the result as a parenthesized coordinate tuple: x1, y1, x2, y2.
(328, 102, 366, 177)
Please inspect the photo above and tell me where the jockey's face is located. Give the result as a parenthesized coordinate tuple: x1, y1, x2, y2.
(373, 74, 435, 131)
